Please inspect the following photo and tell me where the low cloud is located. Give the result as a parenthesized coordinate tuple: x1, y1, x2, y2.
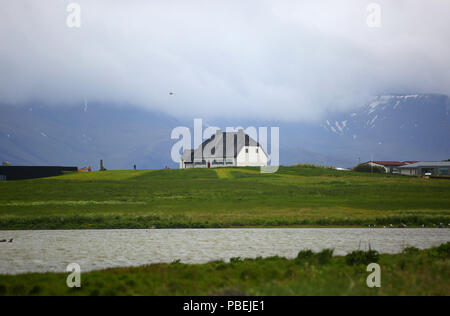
(0, 0, 449, 121)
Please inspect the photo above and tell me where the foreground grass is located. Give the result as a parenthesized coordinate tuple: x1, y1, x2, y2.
(0, 166, 449, 229)
(1, 243, 449, 296)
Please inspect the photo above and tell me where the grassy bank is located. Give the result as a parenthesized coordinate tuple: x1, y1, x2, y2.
(1, 243, 449, 296)
(0, 166, 449, 229)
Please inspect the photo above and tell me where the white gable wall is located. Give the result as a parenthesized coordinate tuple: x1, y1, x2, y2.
(236, 146, 268, 167)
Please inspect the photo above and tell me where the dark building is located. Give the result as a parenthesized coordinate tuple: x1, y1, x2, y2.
(0, 166, 78, 181)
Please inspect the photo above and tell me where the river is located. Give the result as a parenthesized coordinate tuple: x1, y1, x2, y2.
(0, 228, 449, 275)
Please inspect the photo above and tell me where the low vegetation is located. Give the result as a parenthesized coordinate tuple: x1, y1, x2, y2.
(0, 243, 448, 296)
(0, 165, 449, 229)
(353, 163, 386, 174)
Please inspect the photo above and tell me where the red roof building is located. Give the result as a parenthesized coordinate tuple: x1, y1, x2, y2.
(372, 161, 407, 166)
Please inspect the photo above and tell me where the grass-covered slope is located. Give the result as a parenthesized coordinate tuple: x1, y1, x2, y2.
(0, 166, 449, 229)
(1, 243, 449, 296)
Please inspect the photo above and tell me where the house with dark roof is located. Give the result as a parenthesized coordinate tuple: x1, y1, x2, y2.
(180, 129, 268, 169)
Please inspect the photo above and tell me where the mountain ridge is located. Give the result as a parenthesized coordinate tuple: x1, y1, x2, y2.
(1, 94, 449, 169)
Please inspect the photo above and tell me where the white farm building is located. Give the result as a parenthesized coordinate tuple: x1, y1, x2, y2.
(399, 161, 450, 176)
(180, 129, 268, 169)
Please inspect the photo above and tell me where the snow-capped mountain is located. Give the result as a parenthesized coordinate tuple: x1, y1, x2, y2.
(323, 94, 449, 136)
(319, 94, 450, 164)
(0, 94, 448, 170)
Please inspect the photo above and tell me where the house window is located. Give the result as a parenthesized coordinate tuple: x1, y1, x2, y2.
(256, 148, 259, 153)
(439, 168, 449, 175)
(245, 149, 249, 153)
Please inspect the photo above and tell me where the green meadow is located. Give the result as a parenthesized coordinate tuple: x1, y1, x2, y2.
(0, 166, 450, 229)
(1, 243, 449, 296)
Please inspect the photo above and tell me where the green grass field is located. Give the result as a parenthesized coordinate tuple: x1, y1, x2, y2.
(1, 166, 450, 229)
(1, 243, 449, 296)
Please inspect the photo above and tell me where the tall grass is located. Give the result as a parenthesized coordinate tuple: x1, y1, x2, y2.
(0, 243, 448, 296)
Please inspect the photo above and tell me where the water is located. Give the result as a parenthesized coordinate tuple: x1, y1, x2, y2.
(0, 228, 449, 275)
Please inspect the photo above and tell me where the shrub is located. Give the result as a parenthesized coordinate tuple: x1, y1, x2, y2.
(345, 250, 380, 266)
(230, 257, 243, 263)
(353, 164, 386, 174)
(403, 247, 420, 255)
(429, 242, 450, 259)
(296, 250, 314, 260)
(215, 263, 227, 271)
(317, 249, 334, 265)
(436, 243, 450, 258)
(295, 249, 334, 265)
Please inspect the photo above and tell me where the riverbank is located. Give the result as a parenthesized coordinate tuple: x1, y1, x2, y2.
(1, 166, 449, 230)
(1, 216, 449, 230)
(1, 242, 448, 296)
(2, 228, 448, 275)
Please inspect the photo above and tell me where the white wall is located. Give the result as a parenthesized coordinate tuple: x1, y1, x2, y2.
(400, 168, 416, 176)
(180, 146, 268, 168)
(236, 146, 268, 167)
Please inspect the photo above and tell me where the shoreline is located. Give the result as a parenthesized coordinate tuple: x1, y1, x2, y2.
(0, 242, 448, 295)
(1, 225, 450, 231)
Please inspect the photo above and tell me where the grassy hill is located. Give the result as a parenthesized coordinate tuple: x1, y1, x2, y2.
(1, 166, 449, 229)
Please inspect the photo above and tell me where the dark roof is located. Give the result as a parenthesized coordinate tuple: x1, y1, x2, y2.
(181, 130, 264, 162)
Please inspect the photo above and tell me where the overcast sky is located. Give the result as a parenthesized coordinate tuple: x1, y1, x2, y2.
(1, 0, 449, 121)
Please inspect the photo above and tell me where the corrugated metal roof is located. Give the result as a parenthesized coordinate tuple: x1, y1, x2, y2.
(399, 161, 450, 168)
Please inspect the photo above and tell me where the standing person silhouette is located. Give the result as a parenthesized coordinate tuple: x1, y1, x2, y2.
(134, 165, 136, 170)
